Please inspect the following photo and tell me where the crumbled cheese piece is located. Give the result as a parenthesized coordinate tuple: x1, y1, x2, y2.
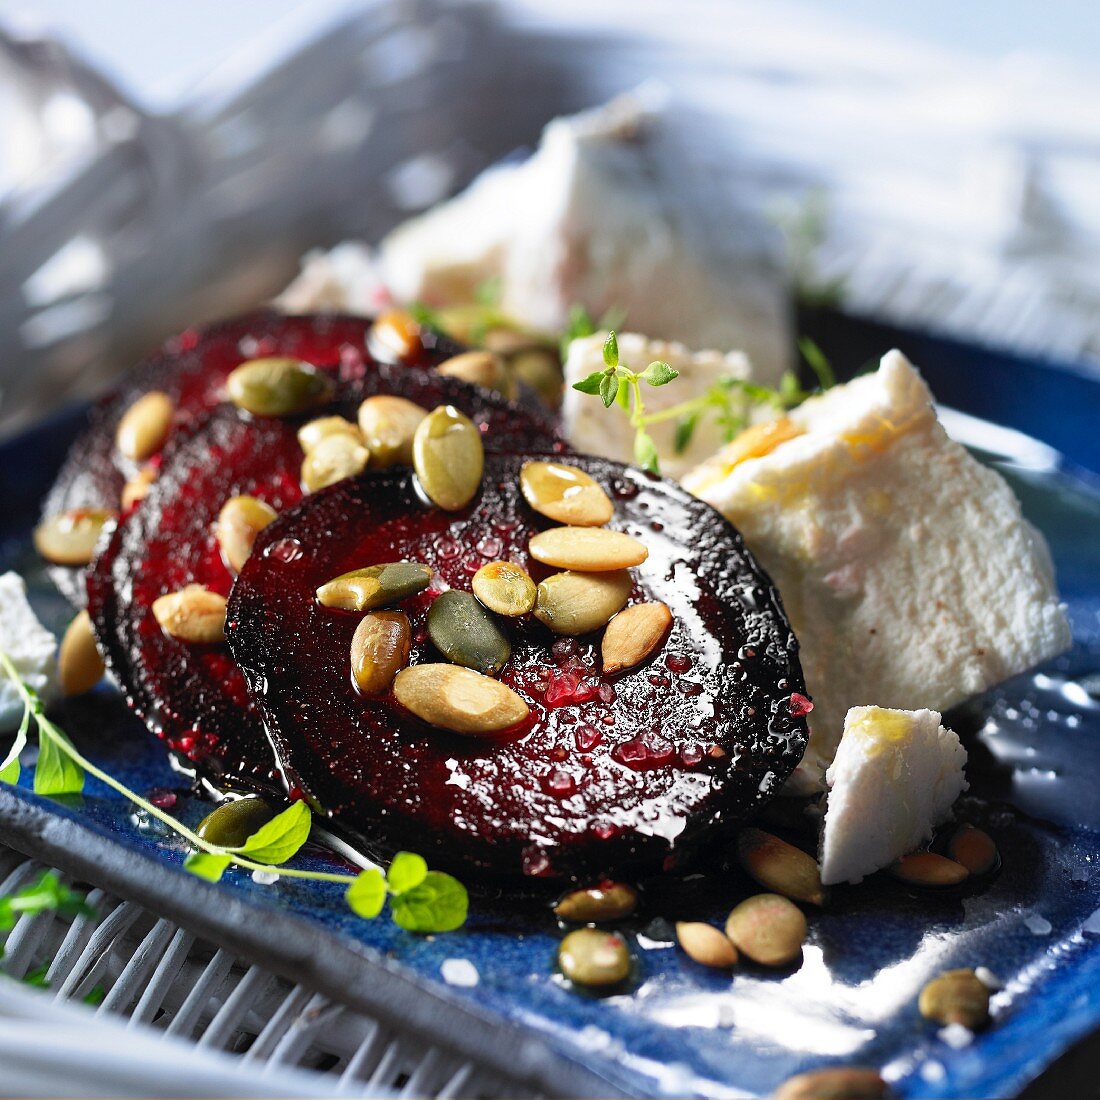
(376, 96, 790, 382)
(276, 242, 388, 314)
(0, 571, 58, 731)
(684, 350, 1071, 788)
(820, 706, 967, 885)
(561, 332, 752, 478)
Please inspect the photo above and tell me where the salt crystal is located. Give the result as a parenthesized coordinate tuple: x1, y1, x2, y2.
(252, 870, 279, 885)
(939, 1023, 974, 1049)
(1024, 913, 1052, 935)
(441, 958, 479, 987)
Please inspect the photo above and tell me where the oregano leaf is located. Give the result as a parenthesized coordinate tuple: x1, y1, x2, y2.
(234, 800, 312, 865)
(387, 851, 428, 895)
(346, 869, 387, 918)
(33, 727, 84, 797)
(390, 871, 469, 933)
(184, 851, 231, 882)
(0, 706, 29, 784)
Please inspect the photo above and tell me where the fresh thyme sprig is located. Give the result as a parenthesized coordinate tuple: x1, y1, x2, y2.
(571, 332, 836, 475)
(0, 652, 467, 933)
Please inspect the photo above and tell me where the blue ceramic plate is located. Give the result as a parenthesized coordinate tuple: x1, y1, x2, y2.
(1, 312, 1098, 1098)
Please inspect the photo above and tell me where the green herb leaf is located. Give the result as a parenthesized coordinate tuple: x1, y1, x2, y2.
(390, 871, 469, 933)
(33, 728, 84, 797)
(346, 869, 387, 918)
(674, 413, 699, 455)
(475, 276, 503, 307)
(615, 378, 631, 410)
(572, 371, 606, 396)
(633, 431, 660, 475)
(408, 302, 443, 334)
(602, 330, 619, 369)
(22, 963, 50, 988)
(234, 800, 312, 865)
(184, 851, 231, 882)
(0, 706, 29, 784)
(798, 336, 836, 390)
(0, 871, 94, 933)
(387, 851, 428, 895)
(642, 361, 678, 388)
(599, 372, 618, 408)
(83, 984, 107, 1006)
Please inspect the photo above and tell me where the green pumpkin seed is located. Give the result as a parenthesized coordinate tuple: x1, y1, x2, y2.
(393, 664, 529, 736)
(737, 827, 824, 906)
(472, 561, 537, 617)
(918, 968, 991, 1029)
(357, 395, 428, 468)
(316, 562, 432, 612)
(300, 432, 370, 492)
(226, 357, 333, 417)
(534, 570, 632, 636)
(412, 405, 484, 511)
(297, 415, 361, 453)
(427, 590, 511, 675)
(554, 882, 638, 923)
(196, 796, 278, 849)
(724, 893, 806, 968)
(520, 461, 613, 526)
(116, 391, 174, 461)
(351, 611, 411, 695)
(34, 509, 116, 566)
(437, 350, 514, 398)
(773, 1067, 891, 1100)
(558, 928, 632, 989)
(216, 495, 277, 574)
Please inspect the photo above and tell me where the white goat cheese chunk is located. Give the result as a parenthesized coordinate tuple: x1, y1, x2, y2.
(0, 572, 57, 732)
(820, 706, 967, 885)
(562, 332, 752, 479)
(683, 350, 1071, 788)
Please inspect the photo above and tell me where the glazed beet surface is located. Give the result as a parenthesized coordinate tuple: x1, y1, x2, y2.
(87, 366, 562, 792)
(44, 311, 463, 605)
(227, 454, 809, 880)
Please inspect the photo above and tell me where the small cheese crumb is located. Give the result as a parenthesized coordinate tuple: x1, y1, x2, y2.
(0, 572, 58, 732)
(440, 958, 479, 987)
(819, 706, 967, 885)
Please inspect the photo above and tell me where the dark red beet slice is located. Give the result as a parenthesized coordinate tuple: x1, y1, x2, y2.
(227, 454, 809, 881)
(43, 310, 464, 606)
(87, 366, 563, 793)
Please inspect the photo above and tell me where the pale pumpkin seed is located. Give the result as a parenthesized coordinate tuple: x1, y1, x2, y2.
(121, 463, 157, 510)
(393, 664, 529, 736)
(773, 1067, 891, 1100)
(472, 561, 536, 617)
(724, 893, 806, 968)
(58, 610, 104, 696)
(676, 922, 738, 969)
(510, 349, 564, 407)
(34, 509, 115, 566)
(351, 611, 411, 695)
(226, 357, 333, 417)
(602, 602, 672, 674)
(427, 590, 511, 675)
(152, 585, 227, 644)
(918, 968, 990, 1029)
(529, 527, 647, 572)
(554, 883, 638, 923)
(297, 415, 361, 453)
(196, 796, 277, 849)
(890, 852, 969, 887)
(437, 350, 513, 398)
(947, 825, 998, 875)
(737, 827, 824, 906)
(368, 310, 422, 361)
(116, 391, 173, 461)
(357, 395, 428, 468)
(215, 495, 277, 574)
(301, 432, 370, 492)
(413, 405, 484, 510)
(557, 928, 632, 989)
(534, 570, 632, 636)
(520, 461, 613, 526)
(316, 562, 432, 612)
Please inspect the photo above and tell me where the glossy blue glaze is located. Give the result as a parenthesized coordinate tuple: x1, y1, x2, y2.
(1, 316, 1098, 1098)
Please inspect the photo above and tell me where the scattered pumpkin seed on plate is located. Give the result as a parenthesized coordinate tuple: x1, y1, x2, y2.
(196, 796, 278, 849)
(357, 395, 428, 467)
(316, 562, 432, 612)
(34, 509, 115, 566)
(890, 852, 968, 887)
(918, 968, 991, 1029)
(725, 893, 806, 967)
(58, 610, 105, 696)
(472, 561, 537, 617)
(558, 928, 632, 989)
(152, 585, 228, 644)
(412, 405, 484, 511)
(226, 357, 333, 417)
(393, 664, 529, 736)
(528, 526, 648, 572)
(437, 350, 513, 397)
(301, 432, 370, 493)
(216, 495, 277, 574)
(676, 922, 738, 969)
(737, 827, 825, 906)
(350, 611, 411, 695)
(947, 825, 999, 875)
(121, 463, 157, 510)
(427, 590, 511, 676)
(520, 461, 614, 526)
(773, 1066, 891, 1100)
(115, 391, 174, 461)
(534, 570, 633, 636)
(297, 415, 361, 453)
(369, 309, 421, 361)
(554, 882, 638, 923)
(602, 601, 672, 674)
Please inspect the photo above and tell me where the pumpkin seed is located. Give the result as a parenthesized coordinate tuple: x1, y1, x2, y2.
(357, 395, 428, 468)
(675, 922, 738, 969)
(58, 610, 104, 696)
(773, 1067, 891, 1100)
(520, 461, 613, 526)
(351, 611, 411, 695)
(301, 432, 370, 492)
(151, 585, 227, 644)
(472, 561, 536, 617)
(529, 526, 647, 572)
(534, 570, 632, 636)
(412, 405, 484, 511)
(116, 391, 173, 461)
(737, 828, 825, 906)
(226, 357, 333, 417)
(121, 463, 157, 510)
(393, 664, 529, 736)
(369, 309, 422, 361)
(510, 349, 563, 407)
(557, 928, 632, 989)
(215, 495, 277, 574)
(316, 562, 432, 611)
(297, 415, 361, 453)
(34, 509, 115, 566)
(947, 825, 998, 875)
(427, 590, 511, 675)
(890, 852, 969, 887)
(918, 968, 991, 1029)
(554, 883, 638, 923)
(602, 602, 672, 674)
(196, 796, 278, 849)
(483, 328, 548, 357)
(437, 350, 513, 398)
(724, 893, 807, 968)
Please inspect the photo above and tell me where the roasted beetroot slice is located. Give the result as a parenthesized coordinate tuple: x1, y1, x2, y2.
(44, 311, 463, 606)
(227, 454, 808, 881)
(87, 367, 563, 791)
